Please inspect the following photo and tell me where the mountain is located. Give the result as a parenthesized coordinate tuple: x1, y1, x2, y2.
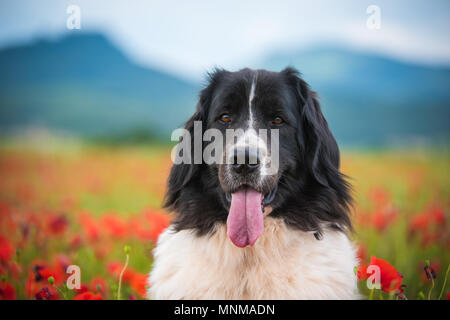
(261, 46, 450, 146)
(0, 34, 449, 146)
(0, 33, 199, 138)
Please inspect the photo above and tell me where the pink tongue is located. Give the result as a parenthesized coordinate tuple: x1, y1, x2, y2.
(226, 188, 264, 248)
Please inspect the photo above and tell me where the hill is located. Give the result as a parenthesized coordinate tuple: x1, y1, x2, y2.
(0, 34, 448, 146)
(0, 33, 198, 139)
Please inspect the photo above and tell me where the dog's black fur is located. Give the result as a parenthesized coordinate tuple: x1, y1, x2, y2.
(164, 67, 352, 238)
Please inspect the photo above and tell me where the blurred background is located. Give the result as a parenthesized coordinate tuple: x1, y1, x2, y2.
(0, 0, 448, 300)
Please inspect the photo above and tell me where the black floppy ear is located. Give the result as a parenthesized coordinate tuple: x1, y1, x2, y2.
(163, 105, 203, 209)
(164, 69, 226, 210)
(283, 67, 340, 187)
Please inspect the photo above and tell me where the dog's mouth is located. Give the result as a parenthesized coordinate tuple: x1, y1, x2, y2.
(224, 185, 277, 248)
(225, 185, 277, 206)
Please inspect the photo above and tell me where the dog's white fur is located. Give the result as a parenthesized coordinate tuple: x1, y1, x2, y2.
(148, 216, 359, 299)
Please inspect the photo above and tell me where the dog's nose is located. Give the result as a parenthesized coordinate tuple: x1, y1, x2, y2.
(231, 148, 261, 174)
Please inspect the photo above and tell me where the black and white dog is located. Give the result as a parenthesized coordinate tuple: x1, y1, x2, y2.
(148, 67, 359, 299)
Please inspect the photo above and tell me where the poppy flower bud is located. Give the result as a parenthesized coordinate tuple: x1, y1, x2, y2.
(47, 276, 55, 285)
(418, 291, 425, 300)
(424, 266, 432, 280)
(124, 245, 131, 254)
(430, 267, 437, 279)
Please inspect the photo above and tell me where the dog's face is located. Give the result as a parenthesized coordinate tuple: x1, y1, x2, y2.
(165, 67, 352, 247)
(206, 70, 298, 201)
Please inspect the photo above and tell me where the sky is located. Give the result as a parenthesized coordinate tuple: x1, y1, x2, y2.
(0, 0, 449, 80)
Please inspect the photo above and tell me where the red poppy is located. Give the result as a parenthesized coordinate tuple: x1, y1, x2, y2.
(35, 287, 58, 300)
(79, 212, 101, 241)
(69, 235, 83, 250)
(107, 261, 133, 282)
(28, 260, 65, 289)
(25, 268, 59, 299)
(55, 254, 70, 272)
(90, 276, 107, 295)
(102, 214, 128, 238)
(371, 206, 397, 232)
(369, 187, 391, 208)
(47, 214, 68, 235)
(430, 205, 445, 224)
(107, 261, 148, 297)
(410, 213, 429, 232)
(25, 271, 38, 298)
(146, 211, 170, 242)
(410, 205, 446, 231)
(35, 265, 61, 284)
(75, 284, 88, 294)
(356, 244, 368, 263)
(409, 204, 447, 246)
(7, 261, 21, 280)
(129, 272, 148, 298)
(73, 291, 103, 300)
(0, 201, 12, 218)
(0, 235, 14, 263)
(0, 281, 16, 300)
(131, 210, 170, 242)
(35, 287, 52, 300)
(357, 256, 403, 293)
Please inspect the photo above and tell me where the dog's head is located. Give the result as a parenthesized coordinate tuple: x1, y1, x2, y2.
(165, 67, 352, 247)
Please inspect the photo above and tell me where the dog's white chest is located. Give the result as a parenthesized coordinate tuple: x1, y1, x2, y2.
(148, 218, 359, 299)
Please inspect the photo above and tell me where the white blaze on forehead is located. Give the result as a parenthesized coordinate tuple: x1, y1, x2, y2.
(248, 75, 257, 130)
(227, 72, 268, 166)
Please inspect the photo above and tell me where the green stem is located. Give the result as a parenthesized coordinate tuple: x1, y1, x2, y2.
(438, 264, 450, 300)
(427, 277, 435, 300)
(117, 254, 129, 300)
(53, 284, 68, 300)
(369, 287, 375, 300)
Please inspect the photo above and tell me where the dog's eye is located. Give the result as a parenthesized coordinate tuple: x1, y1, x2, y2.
(218, 113, 231, 124)
(272, 116, 284, 125)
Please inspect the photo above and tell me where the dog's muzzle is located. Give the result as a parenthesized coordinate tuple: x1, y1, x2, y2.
(221, 146, 278, 248)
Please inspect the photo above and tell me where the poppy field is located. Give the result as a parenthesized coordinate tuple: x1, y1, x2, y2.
(0, 139, 449, 300)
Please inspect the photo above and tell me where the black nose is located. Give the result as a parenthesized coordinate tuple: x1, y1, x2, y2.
(231, 148, 261, 174)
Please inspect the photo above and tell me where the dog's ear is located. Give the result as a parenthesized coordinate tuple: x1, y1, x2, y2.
(282, 67, 340, 187)
(164, 105, 203, 209)
(164, 69, 226, 210)
(283, 67, 352, 234)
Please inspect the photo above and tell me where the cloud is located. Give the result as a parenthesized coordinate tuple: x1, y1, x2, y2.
(0, 0, 449, 79)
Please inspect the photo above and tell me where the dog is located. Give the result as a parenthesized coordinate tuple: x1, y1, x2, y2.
(148, 67, 359, 299)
